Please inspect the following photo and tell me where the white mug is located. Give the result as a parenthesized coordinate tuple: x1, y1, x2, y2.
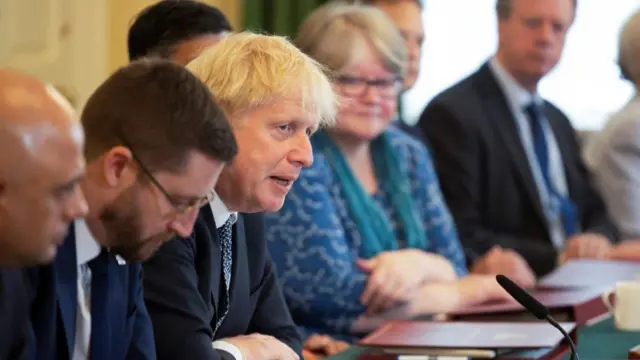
(602, 281, 640, 331)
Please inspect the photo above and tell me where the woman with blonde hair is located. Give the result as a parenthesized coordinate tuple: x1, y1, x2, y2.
(264, 3, 510, 356)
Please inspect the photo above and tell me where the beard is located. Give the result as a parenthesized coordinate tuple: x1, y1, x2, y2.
(99, 184, 174, 263)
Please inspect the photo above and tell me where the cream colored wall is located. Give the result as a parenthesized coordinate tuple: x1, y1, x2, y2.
(107, 0, 242, 73)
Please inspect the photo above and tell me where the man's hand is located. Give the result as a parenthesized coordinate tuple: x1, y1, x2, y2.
(608, 241, 640, 261)
(471, 247, 536, 289)
(303, 334, 350, 357)
(357, 249, 456, 314)
(224, 333, 299, 360)
(559, 233, 612, 264)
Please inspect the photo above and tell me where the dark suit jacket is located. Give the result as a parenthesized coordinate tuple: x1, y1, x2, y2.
(27, 225, 156, 360)
(418, 62, 618, 277)
(143, 208, 302, 360)
(0, 268, 31, 360)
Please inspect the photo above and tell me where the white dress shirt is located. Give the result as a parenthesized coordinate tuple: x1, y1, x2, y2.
(72, 219, 127, 360)
(489, 57, 571, 248)
(72, 219, 101, 360)
(209, 193, 242, 359)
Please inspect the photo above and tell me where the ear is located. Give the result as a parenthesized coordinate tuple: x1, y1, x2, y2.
(101, 146, 135, 188)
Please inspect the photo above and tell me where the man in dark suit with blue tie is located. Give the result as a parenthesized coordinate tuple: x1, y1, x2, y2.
(417, 0, 618, 280)
(128, 8, 337, 358)
(0, 69, 88, 360)
(27, 59, 239, 360)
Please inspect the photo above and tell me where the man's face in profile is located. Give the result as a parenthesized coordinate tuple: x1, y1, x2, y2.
(0, 107, 87, 265)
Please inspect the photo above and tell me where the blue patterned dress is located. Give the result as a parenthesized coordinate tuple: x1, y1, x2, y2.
(264, 126, 467, 340)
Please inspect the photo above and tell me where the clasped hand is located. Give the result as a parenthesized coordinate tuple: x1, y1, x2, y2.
(558, 233, 612, 264)
(357, 249, 456, 314)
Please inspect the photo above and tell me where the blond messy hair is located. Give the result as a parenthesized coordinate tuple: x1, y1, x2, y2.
(186, 31, 337, 127)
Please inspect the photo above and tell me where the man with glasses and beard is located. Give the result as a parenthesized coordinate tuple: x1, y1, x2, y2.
(27, 59, 238, 360)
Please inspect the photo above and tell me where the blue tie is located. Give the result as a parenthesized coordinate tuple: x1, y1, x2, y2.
(523, 102, 578, 237)
(213, 218, 233, 334)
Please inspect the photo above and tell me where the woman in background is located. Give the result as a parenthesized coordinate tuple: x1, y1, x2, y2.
(264, 3, 510, 356)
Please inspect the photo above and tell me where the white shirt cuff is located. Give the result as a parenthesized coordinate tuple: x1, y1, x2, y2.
(212, 340, 243, 360)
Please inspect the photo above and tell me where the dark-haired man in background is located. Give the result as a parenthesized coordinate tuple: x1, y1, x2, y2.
(128, 0, 231, 65)
(418, 0, 618, 280)
(28, 59, 238, 360)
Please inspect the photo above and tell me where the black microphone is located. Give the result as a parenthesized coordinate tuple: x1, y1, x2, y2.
(496, 274, 579, 360)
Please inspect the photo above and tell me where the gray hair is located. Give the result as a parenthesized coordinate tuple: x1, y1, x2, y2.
(295, 3, 406, 77)
(619, 9, 640, 84)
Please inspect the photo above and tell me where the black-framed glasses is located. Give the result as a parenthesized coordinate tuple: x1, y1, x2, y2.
(334, 75, 402, 99)
(117, 134, 215, 214)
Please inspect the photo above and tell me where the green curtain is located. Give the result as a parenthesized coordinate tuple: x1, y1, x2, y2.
(243, 0, 329, 38)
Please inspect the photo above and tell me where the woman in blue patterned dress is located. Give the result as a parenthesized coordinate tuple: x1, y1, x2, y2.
(264, 3, 511, 355)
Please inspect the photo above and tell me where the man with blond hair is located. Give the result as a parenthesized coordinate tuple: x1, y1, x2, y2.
(142, 32, 337, 360)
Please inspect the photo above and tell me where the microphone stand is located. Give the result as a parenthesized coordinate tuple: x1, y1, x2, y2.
(545, 314, 579, 360)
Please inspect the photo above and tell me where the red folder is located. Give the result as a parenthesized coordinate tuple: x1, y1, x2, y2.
(358, 321, 576, 359)
(448, 285, 609, 325)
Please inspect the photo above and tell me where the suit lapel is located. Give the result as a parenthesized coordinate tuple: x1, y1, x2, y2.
(474, 63, 546, 223)
(55, 226, 78, 355)
(200, 205, 221, 314)
(89, 250, 112, 360)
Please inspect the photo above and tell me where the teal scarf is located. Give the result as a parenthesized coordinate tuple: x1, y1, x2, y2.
(312, 131, 426, 259)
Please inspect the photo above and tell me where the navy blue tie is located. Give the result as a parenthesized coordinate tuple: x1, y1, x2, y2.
(213, 218, 233, 334)
(523, 102, 578, 237)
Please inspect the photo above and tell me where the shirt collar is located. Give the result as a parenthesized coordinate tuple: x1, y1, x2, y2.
(74, 218, 127, 266)
(74, 219, 101, 266)
(489, 57, 542, 110)
(209, 192, 238, 229)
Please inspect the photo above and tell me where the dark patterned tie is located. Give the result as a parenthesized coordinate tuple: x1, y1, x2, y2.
(213, 218, 233, 334)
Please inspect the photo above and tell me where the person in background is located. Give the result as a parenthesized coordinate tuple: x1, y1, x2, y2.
(27, 59, 238, 360)
(352, 0, 536, 282)
(264, 4, 510, 356)
(585, 9, 640, 261)
(346, 0, 424, 139)
(128, 0, 231, 65)
(141, 32, 337, 360)
(418, 0, 618, 279)
(0, 69, 88, 359)
(585, 9, 640, 242)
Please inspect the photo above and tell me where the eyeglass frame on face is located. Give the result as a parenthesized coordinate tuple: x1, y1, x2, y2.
(116, 134, 215, 215)
(333, 74, 402, 99)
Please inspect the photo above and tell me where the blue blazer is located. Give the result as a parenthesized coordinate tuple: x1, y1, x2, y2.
(27, 225, 156, 360)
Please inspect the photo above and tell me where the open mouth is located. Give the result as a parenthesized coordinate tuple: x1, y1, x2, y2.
(270, 176, 293, 187)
